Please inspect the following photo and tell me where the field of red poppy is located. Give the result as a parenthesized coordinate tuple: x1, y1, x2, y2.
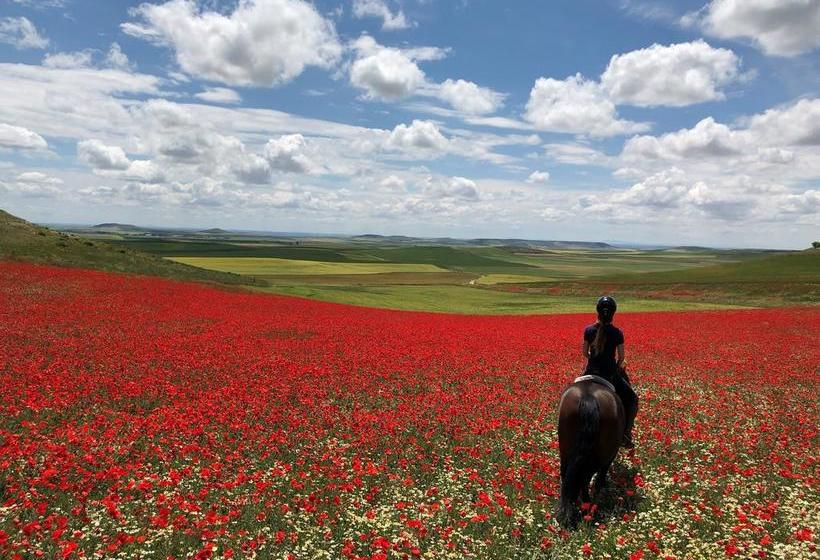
(0, 262, 817, 559)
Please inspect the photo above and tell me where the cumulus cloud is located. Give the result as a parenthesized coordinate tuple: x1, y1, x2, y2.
(0, 123, 47, 150)
(579, 168, 758, 221)
(601, 41, 742, 107)
(77, 139, 131, 170)
(621, 99, 820, 171)
(122, 0, 342, 86)
(527, 171, 550, 183)
(435, 79, 505, 115)
(524, 74, 649, 137)
(352, 0, 411, 30)
(386, 120, 449, 153)
(423, 176, 480, 201)
(349, 35, 429, 100)
(105, 43, 132, 70)
(264, 134, 316, 173)
(0, 17, 48, 50)
(688, 0, 820, 56)
(622, 117, 745, 161)
(77, 139, 166, 183)
(195, 87, 242, 105)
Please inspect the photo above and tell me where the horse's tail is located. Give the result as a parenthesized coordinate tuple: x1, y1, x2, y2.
(559, 392, 600, 527)
(577, 393, 600, 457)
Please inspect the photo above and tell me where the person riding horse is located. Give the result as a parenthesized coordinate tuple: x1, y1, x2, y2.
(555, 295, 640, 527)
(582, 296, 638, 448)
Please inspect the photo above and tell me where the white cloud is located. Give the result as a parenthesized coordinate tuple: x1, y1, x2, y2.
(264, 134, 315, 173)
(601, 41, 742, 107)
(743, 98, 820, 146)
(195, 87, 242, 105)
(122, 0, 342, 86)
(379, 174, 406, 190)
(352, 0, 411, 30)
(424, 176, 479, 201)
(622, 117, 744, 161)
(0, 123, 47, 150)
(77, 138, 166, 183)
(77, 139, 131, 170)
(386, 120, 449, 152)
(690, 0, 820, 56)
(527, 171, 550, 183)
(544, 142, 613, 166)
(1, 171, 62, 198)
(524, 74, 649, 137)
(120, 160, 166, 184)
(579, 168, 759, 221)
(435, 79, 505, 115)
(621, 99, 820, 174)
(16, 171, 62, 184)
(105, 43, 132, 70)
(0, 17, 48, 50)
(349, 35, 427, 100)
(10, 0, 65, 8)
(43, 50, 94, 69)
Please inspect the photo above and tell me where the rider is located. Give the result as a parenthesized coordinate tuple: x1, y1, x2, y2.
(582, 296, 638, 448)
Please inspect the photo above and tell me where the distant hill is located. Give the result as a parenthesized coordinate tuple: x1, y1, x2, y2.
(91, 222, 148, 232)
(0, 209, 255, 286)
(351, 234, 613, 250)
(198, 228, 230, 234)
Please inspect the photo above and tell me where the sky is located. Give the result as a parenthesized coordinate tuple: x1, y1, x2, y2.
(0, 0, 818, 249)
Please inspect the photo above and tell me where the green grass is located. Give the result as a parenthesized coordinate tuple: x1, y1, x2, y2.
(168, 256, 447, 275)
(0, 210, 254, 286)
(109, 239, 370, 261)
(596, 249, 820, 284)
(474, 274, 556, 285)
(264, 271, 477, 286)
(261, 284, 748, 315)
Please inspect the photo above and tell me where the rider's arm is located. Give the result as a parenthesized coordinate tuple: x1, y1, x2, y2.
(582, 340, 591, 358)
(616, 344, 625, 367)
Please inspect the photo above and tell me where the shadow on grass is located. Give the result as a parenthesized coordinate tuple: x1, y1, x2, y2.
(589, 461, 645, 524)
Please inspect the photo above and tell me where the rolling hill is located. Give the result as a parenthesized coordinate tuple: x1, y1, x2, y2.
(0, 209, 254, 286)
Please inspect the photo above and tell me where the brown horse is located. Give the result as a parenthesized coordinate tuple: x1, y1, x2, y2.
(557, 376, 625, 527)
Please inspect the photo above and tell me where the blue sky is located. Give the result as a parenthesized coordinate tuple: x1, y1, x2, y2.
(0, 0, 818, 248)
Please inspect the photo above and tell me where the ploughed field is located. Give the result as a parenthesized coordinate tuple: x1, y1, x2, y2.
(0, 263, 817, 559)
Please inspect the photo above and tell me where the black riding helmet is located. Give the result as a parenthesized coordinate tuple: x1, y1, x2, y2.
(596, 295, 617, 322)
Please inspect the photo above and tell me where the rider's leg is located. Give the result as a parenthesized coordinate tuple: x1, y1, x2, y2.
(613, 374, 638, 446)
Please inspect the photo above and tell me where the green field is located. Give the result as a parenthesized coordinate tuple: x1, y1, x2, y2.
(263, 285, 748, 314)
(5, 208, 816, 314)
(168, 256, 447, 276)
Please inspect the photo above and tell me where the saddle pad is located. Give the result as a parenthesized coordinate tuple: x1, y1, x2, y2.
(573, 374, 615, 393)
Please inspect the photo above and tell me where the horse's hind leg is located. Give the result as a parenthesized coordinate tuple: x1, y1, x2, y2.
(580, 469, 592, 503)
(593, 461, 612, 496)
(558, 458, 582, 528)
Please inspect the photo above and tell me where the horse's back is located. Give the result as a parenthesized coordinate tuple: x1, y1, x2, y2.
(558, 381, 624, 463)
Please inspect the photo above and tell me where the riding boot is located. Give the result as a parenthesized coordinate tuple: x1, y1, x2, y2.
(614, 372, 638, 448)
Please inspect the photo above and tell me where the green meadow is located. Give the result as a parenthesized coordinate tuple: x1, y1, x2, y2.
(4, 211, 816, 314)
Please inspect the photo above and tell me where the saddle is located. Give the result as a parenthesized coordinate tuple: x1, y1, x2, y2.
(573, 374, 615, 393)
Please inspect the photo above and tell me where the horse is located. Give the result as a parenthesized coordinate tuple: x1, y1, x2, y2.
(556, 375, 625, 527)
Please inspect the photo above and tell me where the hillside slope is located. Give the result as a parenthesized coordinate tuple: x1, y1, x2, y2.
(0, 209, 254, 286)
(596, 250, 819, 284)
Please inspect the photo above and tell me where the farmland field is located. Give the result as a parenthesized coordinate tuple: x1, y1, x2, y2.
(167, 257, 447, 276)
(266, 285, 747, 314)
(1, 262, 817, 559)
